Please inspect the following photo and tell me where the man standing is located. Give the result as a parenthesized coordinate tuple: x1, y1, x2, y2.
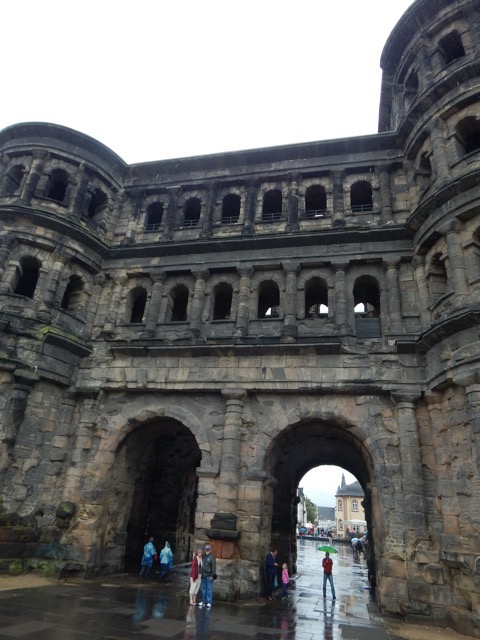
(198, 544, 216, 608)
(322, 552, 336, 599)
(265, 548, 279, 601)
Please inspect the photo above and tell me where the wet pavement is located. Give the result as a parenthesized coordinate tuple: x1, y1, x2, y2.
(0, 539, 403, 639)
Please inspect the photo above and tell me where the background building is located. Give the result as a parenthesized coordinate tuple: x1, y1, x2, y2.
(335, 474, 366, 538)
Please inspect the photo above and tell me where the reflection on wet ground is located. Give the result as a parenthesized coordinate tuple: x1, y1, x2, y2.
(0, 539, 399, 639)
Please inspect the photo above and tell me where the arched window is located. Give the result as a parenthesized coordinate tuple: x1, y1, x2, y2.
(338, 500, 343, 511)
(2, 164, 25, 196)
(305, 185, 327, 218)
(61, 275, 84, 312)
(350, 181, 373, 213)
(127, 287, 147, 323)
(455, 117, 480, 156)
(354, 276, 381, 338)
(13, 257, 40, 298)
(405, 69, 419, 93)
(87, 188, 108, 220)
(258, 281, 280, 318)
(416, 152, 433, 196)
(262, 190, 282, 222)
(183, 198, 201, 227)
(169, 285, 189, 322)
(221, 194, 240, 224)
(304, 277, 328, 317)
(352, 500, 359, 512)
(438, 30, 465, 66)
(46, 169, 69, 203)
(145, 202, 164, 231)
(427, 253, 448, 303)
(213, 282, 233, 320)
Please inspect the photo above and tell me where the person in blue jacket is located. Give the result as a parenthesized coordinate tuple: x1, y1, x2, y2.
(139, 536, 157, 580)
(159, 541, 174, 579)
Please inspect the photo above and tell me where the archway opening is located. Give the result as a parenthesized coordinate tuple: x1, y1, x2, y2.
(109, 419, 201, 571)
(265, 419, 375, 588)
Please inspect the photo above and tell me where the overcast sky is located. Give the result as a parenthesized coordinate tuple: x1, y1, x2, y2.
(2, 0, 414, 506)
(2, 0, 415, 164)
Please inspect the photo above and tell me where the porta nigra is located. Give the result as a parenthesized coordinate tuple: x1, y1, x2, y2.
(0, 0, 480, 636)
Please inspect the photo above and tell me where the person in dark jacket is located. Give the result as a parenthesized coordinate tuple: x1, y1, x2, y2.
(198, 544, 216, 608)
(265, 548, 279, 600)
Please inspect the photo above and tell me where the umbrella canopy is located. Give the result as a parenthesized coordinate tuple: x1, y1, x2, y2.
(317, 545, 338, 554)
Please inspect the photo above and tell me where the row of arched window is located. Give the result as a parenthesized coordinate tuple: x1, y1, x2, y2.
(145, 181, 374, 230)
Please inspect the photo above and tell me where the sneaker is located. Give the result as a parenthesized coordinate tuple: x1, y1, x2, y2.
(198, 602, 204, 607)
(206, 603, 212, 608)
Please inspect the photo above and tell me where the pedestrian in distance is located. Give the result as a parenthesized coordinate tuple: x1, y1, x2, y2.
(265, 548, 279, 600)
(159, 541, 173, 580)
(281, 562, 290, 599)
(189, 548, 203, 605)
(139, 536, 157, 580)
(198, 544, 216, 608)
(322, 551, 336, 599)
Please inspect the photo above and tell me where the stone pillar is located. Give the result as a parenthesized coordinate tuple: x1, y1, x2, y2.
(19, 153, 47, 204)
(417, 42, 433, 89)
(333, 263, 349, 331)
(385, 259, 402, 333)
(217, 389, 246, 513)
(190, 270, 208, 337)
(0, 237, 14, 282)
(84, 273, 106, 337)
(163, 188, 179, 239)
(101, 274, 126, 337)
(464, 380, 480, 470)
(140, 272, 166, 338)
(378, 165, 393, 224)
(37, 251, 67, 321)
(201, 183, 217, 238)
(403, 160, 419, 211)
(234, 266, 254, 338)
(282, 262, 299, 340)
(242, 180, 256, 236)
(391, 391, 428, 541)
(442, 222, 469, 307)
(429, 119, 451, 187)
(286, 174, 300, 231)
(412, 255, 431, 329)
(331, 171, 345, 227)
(70, 164, 89, 217)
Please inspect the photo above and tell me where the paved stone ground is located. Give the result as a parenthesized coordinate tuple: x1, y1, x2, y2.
(0, 539, 475, 639)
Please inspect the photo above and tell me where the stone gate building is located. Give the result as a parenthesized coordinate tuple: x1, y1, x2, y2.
(0, 0, 480, 635)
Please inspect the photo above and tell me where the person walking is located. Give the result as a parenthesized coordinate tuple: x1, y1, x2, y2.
(139, 536, 157, 580)
(265, 548, 279, 600)
(189, 548, 203, 605)
(281, 562, 290, 599)
(322, 551, 336, 599)
(198, 544, 216, 608)
(159, 541, 173, 580)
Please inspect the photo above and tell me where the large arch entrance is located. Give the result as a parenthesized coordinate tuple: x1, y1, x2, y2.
(265, 418, 376, 586)
(108, 418, 201, 571)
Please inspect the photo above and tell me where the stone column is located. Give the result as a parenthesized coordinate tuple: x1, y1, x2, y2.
(190, 270, 209, 337)
(19, 152, 47, 204)
(378, 165, 393, 224)
(201, 183, 217, 238)
(412, 255, 431, 329)
(391, 391, 428, 541)
(429, 119, 451, 187)
(331, 171, 345, 227)
(333, 263, 349, 331)
(464, 380, 480, 470)
(0, 237, 14, 282)
(282, 262, 299, 340)
(163, 188, 179, 239)
(141, 272, 166, 338)
(403, 160, 419, 211)
(385, 259, 402, 333)
(234, 266, 254, 338)
(217, 389, 247, 512)
(37, 251, 67, 321)
(417, 42, 433, 89)
(84, 273, 106, 338)
(101, 274, 126, 337)
(242, 180, 256, 236)
(441, 222, 469, 307)
(70, 164, 89, 217)
(286, 174, 300, 231)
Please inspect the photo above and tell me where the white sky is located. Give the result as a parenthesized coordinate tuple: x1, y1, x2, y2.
(2, 1, 413, 503)
(299, 466, 357, 508)
(2, 0, 415, 164)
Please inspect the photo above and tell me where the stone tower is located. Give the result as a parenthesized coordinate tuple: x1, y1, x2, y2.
(0, 0, 479, 635)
